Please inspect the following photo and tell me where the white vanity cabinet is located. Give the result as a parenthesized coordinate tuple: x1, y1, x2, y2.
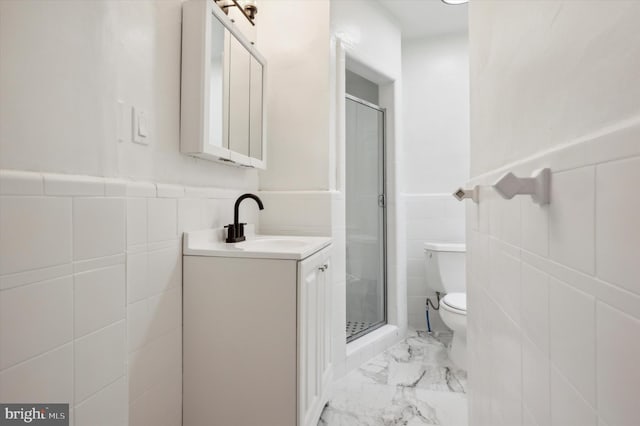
(183, 234, 332, 426)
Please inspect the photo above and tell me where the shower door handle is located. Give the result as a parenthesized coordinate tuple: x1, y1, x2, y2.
(378, 194, 386, 208)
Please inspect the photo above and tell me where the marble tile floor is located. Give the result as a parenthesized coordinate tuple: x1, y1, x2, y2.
(319, 330, 468, 426)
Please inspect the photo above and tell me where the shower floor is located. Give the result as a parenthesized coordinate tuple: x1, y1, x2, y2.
(346, 320, 376, 339)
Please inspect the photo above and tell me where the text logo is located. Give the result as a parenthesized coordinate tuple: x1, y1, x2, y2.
(0, 404, 68, 426)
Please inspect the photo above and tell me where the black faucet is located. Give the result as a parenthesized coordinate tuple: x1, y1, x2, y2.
(225, 193, 264, 243)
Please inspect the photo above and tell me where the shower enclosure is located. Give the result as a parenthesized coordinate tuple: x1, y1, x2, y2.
(345, 94, 386, 342)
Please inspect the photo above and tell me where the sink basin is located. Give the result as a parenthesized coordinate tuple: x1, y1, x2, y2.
(236, 239, 309, 251)
(183, 228, 332, 260)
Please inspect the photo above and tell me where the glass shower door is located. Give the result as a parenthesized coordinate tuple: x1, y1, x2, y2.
(345, 95, 386, 342)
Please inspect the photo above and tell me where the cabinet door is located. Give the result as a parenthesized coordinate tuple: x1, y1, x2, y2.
(228, 35, 250, 156)
(318, 256, 332, 393)
(207, 14, 227, 150)
(299, 257, 320, 426)
(249, 55, 264, 163)
(298, 249, 332, 426)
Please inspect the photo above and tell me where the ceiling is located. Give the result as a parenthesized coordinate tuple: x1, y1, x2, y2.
(377, 0, 468, 39)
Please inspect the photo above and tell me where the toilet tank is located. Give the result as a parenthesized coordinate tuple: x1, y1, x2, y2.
(424, 242, 466, 293)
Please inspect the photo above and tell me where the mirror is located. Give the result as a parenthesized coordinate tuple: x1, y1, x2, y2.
(180, 0, 266, 168)
(249, 56, 263, 161)
(208, 13, 227, 150)
(228, 36, 251, 156)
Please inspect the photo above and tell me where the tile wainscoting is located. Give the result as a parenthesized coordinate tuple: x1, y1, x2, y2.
(466, 118, 640, 426)
(0, 170, 257, 426)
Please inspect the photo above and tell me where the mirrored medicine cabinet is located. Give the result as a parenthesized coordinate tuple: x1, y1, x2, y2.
(181, 0, 266, 168)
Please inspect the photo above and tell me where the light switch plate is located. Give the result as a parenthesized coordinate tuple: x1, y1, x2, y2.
(131, 107, 149, 145)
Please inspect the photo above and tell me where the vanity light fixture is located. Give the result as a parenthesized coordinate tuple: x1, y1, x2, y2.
(214, 0, 257, 25)
(441, 0, 468, 5)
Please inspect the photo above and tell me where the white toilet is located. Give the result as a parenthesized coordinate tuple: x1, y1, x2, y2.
(424, 242, 467, 369)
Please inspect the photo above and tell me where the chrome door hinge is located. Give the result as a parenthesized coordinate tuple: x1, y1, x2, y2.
(378, 194, 386, 208)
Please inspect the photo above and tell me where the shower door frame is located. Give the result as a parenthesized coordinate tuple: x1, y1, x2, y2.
(345, 93, 388, 343)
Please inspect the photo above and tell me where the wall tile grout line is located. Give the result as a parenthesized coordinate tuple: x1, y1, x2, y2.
(73, 374, 126, 410)
(0, 269, 73, 293)
(520, 247, 640, 320)
(71, 193, 76, 411)
(0, 341, 73, 376)
(467, 116, 640, 185)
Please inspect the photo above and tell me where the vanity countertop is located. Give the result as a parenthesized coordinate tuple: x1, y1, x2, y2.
(183, 228, 332, 260)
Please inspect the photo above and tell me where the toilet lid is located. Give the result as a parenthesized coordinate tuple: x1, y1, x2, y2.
(442, 293, 466, 311)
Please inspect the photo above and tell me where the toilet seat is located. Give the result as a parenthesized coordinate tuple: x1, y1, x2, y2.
(441, 292, 466, 315)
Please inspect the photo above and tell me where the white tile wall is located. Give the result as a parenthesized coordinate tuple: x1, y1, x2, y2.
(147, 245, 181, 296)
(548, 167, 596, 274)
(0, 197, 72, 275)
(147, 198, 177, 243)
(74, 264, 126, 338)
(490, 305, 522, 426)
(550, 367, 597, 426)
(74, 321, 126, 403)
(595, 157, 640, 294)
(549, 277, 596, 405)
(0, 344, 74, 403)
(522, 335, 550, 426)
(74, 377, 128, 426)
(126, 252, 148, 303)
(43, 174, 105, 197)
(520, 264, 549, 354)
(521, 199, 548, 257)
(0, 170, 252, 426)
(596, 302, 640, 426)
(488, 239, 521, 325)
(0, 276, 73, 369)
(523, 407, 538, 426)
(467, 120, 640, 426)
(126, 198, 147, 247)
(73, 198, 125, 261)
(128, 328, 182, 405)
(178, 198, 205, 233)
(0, 170, 44, 195)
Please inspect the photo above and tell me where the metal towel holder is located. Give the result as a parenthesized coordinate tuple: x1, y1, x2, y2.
(452, 168, 551, 205)
(492, 168, 550, 205)
(453, 186, 480, 203)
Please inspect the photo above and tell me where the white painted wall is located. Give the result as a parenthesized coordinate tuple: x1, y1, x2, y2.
(467, 2, 640, 426)
(402, 34, 469, 330)
(403, 35, 469, 195)
(0, 1, 260, 424)
(257, 0, 332, 191)
(0, 0, 258, 189)
(331, 0, 401, 83)
(470, 1, 640, 177)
